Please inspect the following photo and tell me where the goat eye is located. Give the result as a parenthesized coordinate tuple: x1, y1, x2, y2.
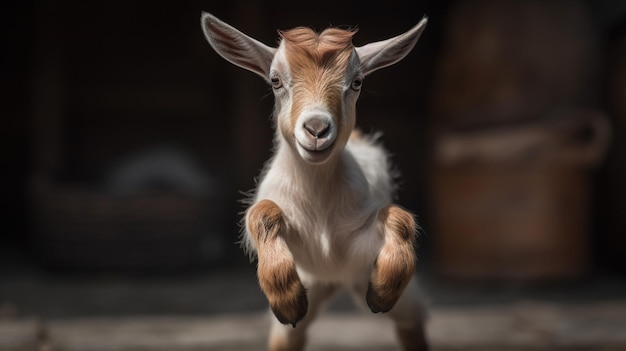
(270, 74, 282, 89)
(351, 77, 363, 91)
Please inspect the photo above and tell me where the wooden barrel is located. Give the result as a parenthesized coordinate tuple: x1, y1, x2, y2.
(432, 112, 610, 281)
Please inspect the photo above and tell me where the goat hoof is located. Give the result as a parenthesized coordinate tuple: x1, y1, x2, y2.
(365, 281, 398, 313)
(269, 282, 308, 326)
(258, 256, 308, 326)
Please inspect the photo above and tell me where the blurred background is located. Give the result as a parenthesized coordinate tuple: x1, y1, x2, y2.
(1, 0, 626, 342)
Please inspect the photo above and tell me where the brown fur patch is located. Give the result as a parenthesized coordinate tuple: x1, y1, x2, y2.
(247, 199, 283, 245)
(246, 200, 308, 327)
(366, 205, 417, 313)
(280, 27, 357, 137)
(280, 27, 356, 64)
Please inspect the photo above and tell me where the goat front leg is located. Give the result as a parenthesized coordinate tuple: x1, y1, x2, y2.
(367, 205, 417, 313)
(246, 199, 308, 327)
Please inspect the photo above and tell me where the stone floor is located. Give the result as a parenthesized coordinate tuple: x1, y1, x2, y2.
(1, 252, 626, 350)
(2, 301, 626, 350)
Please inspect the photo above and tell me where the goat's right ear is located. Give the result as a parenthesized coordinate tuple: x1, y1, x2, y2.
(201, 12, 276, 81)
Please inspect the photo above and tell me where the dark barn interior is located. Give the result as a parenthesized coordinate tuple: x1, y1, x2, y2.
(2, 0, 626, 349)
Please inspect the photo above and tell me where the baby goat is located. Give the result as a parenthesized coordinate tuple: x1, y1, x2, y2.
(201, 12, 428, 351)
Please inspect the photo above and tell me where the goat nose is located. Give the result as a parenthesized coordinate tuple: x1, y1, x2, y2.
(303, 118, 330, 138)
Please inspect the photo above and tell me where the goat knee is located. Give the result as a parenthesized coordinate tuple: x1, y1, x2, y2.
(247, 199, 308, 327)
(367, 205, 417, 313)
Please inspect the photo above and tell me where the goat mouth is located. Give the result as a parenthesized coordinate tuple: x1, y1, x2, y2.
(296, 141, 334, 164)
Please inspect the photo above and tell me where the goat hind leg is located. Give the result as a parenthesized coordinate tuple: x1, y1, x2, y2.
(246, 199, 308, 327)
(389, 278, 429, 351)
(366, 204, 417, 313)
(351, 277, 428, 351)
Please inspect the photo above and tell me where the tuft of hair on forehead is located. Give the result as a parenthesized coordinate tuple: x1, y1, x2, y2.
(279, 26, 357, 68)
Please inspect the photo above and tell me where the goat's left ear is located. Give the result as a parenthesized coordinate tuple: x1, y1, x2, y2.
(356, 16, 428, 76)
(201, 12, 276, 81)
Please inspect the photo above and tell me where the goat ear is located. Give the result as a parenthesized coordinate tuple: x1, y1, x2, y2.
(356, 17, 428, 76)
(201, 12, 276, 81)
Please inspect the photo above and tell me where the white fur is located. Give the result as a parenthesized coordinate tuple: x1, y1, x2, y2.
(248, 135, 393, 285)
